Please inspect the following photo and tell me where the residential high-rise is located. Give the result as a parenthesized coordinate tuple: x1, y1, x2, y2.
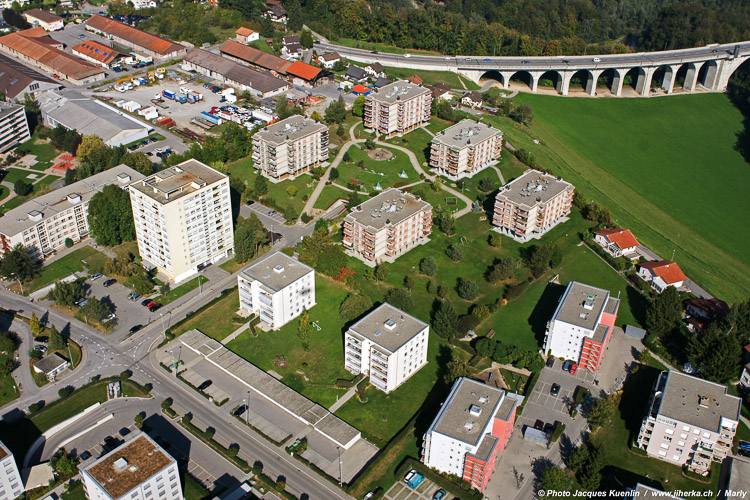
(422, 378, 520, 493)
(238, 251, 316, 330)
(0, 441, 22, 500)
(0, 166, 143, 260)
(342, 188, 432, 265)
(0, 101, 30, 153)
(364, 80, 432, 137)
(492, 169, 574, 242)
(252, 115, 329, 182)
(80, 433, 182, 500)
(543, 281, 620, 372)
(429, 119, 503, 180)
(129, 160, 233, 283)
(344, 303, 428, 393)
(636, 370, 740, 475)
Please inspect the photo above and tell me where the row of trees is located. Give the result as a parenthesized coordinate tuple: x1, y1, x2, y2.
(475, 337, 544, 372)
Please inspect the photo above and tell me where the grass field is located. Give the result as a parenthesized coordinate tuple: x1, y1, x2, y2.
(157, 276, 208, 306)
(335, 38, 443, 56)
(487, 93, 750, 302)
(17, 135, 60, 171)
(25, 247, 110, 294)
(382, 65, 479, 90)
(170, 289, 242, 341)
(313, 184, 350, 210)
(183, 475, 211, 500)
(0, 373, 18, 407)
(337, 145, 418, 192)
(0, 185, 8, 203)
(1, 167, 41, 184)
(61, 482, 86, 500)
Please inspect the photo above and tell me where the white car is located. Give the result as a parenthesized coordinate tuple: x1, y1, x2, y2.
(593, 57, 601, 62)
(404, 53, 411, 58)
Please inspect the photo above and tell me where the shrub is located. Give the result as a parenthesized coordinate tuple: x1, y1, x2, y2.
(446, 244, 463, 262)
(504, 282, 527, 300)
(456, 278, 479, 300)
(58, 387, 73, 398)
(419, 256, 437, 276)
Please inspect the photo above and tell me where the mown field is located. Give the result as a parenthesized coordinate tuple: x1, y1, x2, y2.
(483, 92, 750, 302)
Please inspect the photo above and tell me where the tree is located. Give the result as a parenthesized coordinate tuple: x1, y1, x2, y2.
(299, 30, 313, 49)
(456, 278, 479, 300)
(0, 331, 16, 358)
(374, 263, 388, 282)
(80, 297, 110, 323)
(88, 185, 136, 246)
(526, 242, 560, 278)
(340, 293, 372, 322)
(433, 98, 454, 121)
(435, 214, 455, 235)
(298, 309, 312, 350)
(511, 104, 533, 125)
(432, 300, 459, 339)
(587, 393, 620, 429)
(479, 177, 496, 193)
(48, 325, 66, 351)
(286, 185, 298, 197)
(260, 15, 274, 38)
(472, 304, 491, 321)
(538, 466, 568, 493)
(688, 324, 742, 383)
(0, 244, 38, 281)
(352, 95, 365, 117)
(488, 232, 502, 247)
(336, 124, 345, 137)
(437, 285, 449, 299)
(419, 256, 437, 276)
(446, 244, 463, 262)
(385, 288, 413, 311)
(310, 110, 322, 122)
(364, 137, 375, 150)
(64, 238, 74, 248)
(645, 286, 683, 341)
(50, 280, 84, 308)
(444, 355, 470, 385)
(13, 179, 31, 196)
(487, 257, 515, 283)
(404, 275, 414, 290)
(329, 167, 339, 181)
(431, 178, 443, 192)
(325, 96, 347, 124)
(30, 312, 42, 336)
(254, 175, 269, 197)
(50, 450, 78, 478)
(348, 190, 362, 207)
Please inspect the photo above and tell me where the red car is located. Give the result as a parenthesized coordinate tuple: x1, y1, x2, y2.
(147, 302, 160, 312)
(569, 363, 578, 375)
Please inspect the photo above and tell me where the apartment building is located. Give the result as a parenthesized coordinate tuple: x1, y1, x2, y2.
(364, 80, 432, 138)
(636, 370, 740, 475)
(422, 378, 519, 493)
(543, 281, 620, 372)
(0, 102, 29, 153)
(492, 169, 574, 242)
(238, 251, 315, 330)
(80, 433, 182, 500)
(252, 115, 329, 182)
(429, 119, 503, 180)
(129, 160, 233, 283)
(0, 166, 142, 260)
(593, 227, 639, 258)
(342, 188, 432, 265)
(0, 441, 22, 500)
(344, 303, 428, 393)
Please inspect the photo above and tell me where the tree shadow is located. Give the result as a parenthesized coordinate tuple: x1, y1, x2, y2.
(625, 287, 648, 326)
(528, 282, 565, 348)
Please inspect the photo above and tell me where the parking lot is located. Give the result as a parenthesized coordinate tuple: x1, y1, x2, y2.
(82, 274, 161, 337)
(382, 475, 450, 500)
(306, 82, 357, 114)
(243, 202, 287, 225)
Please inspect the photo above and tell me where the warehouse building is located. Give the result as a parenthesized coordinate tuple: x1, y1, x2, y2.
(84, 15, 186, 60)
(0, 52, 61, 100)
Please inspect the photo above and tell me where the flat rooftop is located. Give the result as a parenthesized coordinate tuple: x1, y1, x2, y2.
(430, 377, 511, 446)
(432, 119, 502, 149)
(254, 115, 327, 146)
(368, 80, 430, 105)
(240, 252, 313, 292)
(344, 188, 431, 231)
(0, 164, 143, 236)
(82, 433, 174, 500)
(130, 159, 225, 204)
(552, 281, 611, 331)
(729, 458, 750, 498)
(496, 169, 573, 208)
(0, 101, 23, 120)
(657, 370, 741, 432)
(348, 303, 427, 353)
(632, 484, 684, 499)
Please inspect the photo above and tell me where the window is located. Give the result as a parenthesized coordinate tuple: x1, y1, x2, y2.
(672, 455, 680, 461)
(683, 426, 690, 431)
(680, 433, 688, 439)
(660, 443, 669, 449)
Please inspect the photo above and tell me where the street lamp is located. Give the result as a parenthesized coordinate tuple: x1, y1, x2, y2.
(10, 273, 23, 295)
(160, 312, 166, 343)
(246, 390, 250, 426)
(170, 349, 175, 373)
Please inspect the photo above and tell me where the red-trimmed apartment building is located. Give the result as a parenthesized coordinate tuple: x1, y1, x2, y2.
(422, 377, 519, 493)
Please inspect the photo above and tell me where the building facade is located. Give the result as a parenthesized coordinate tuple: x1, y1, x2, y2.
(23, 9, 63, 31)
(429, 119, 502, 180)
(72, 41, 122, 69)
(636, 370, 740, 475)
(364, 80, 432, 138)
(0, 166, 142, 260)
(238, 252, 315, 330)
(342, 188, 432, 265)
(593, 227, 639, 257)
(129, 160, 233, 283)
(252, 115, 328, 182)
(543, 281, 620, 372)
(344, 303, 428, 393)
(492, 169, 574, 242)
(0, 101, 30, 153)
(422, 378, 519, 493)
(0, 441, 22, 500)
(80, 433, 182, 500)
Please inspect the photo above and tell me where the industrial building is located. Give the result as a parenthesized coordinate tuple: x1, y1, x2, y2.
(84, 15, 186, 60)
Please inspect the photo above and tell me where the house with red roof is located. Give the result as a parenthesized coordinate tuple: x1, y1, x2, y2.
(286, 60, 325, 87)
(685, 297, 728, 323)
(637, 260, 686, 293)
(594, 227, 639, 257)
(235, 27, 259, 43)
(84, 15, 186, 60)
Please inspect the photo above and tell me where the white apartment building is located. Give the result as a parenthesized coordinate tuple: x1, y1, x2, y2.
(238, 251, 315, 330)
(422, 378, 519, 493)
(342, 188, 432, 265)
(0, 0, 27, 9)
(543, 281, 620, 372)
(0, 166, 143, 261)
(364, 80, 432, 138)
(430, 119, 503, 180)
(129, 160, 233, 283)
(80, 433, 182, 500)
(0, 441, 22, 500)
(636, 370, 740, 475)
(0, 101, 30, 153)
(344, 303, 428, 393)
(252, 115, 329, 182)
(492, 169, 574, 242)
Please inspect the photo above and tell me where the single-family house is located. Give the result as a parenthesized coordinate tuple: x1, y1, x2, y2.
(407, 74, 423, 85)
(593, 227, 639, 257)
(373, 76, 392, 89)
(685, 298, 728, 322)
(345, 65, 368, 83)
(282, 42, 303, 59)
(235, 27, 259, 43)
(426, 83, 452, 100)
(265, 4, 287, 23)
(317, 52, 340, 69)
(32, 353, 68, 380)
(282, 35, 299, 46)
(637, 260, 686, 293)
(461, 91, 482, 108)
(364, 62, 385, 78)
(741, 363, 750, 390)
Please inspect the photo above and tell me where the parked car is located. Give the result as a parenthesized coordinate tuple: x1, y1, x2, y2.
(433, 489, 447, 500)
(90, 273, 103, 281)
(550, 383, 560, 396)
(76, 298, 88, 307)
(562, 361, 571, 372)
(268, 210, 277, 216)
(534, 419, 544, 430)
(404, 470, 424, 489)
(103, 279, 116, 287)
(569, 363, 578, 375)
(34, 345, 47, 353)
(142, 299, 154, 307)
(148, 303, 160, 312)
(118, 427, 130, 437)
(79, 451, 91, 461)
(544, 422, 555, 435)
(129, 325, 142, 334)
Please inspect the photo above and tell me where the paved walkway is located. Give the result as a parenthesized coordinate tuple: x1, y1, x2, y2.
(328, 385, 357, 412)
(220, 320, 253, 345)
(489, 164, 506, 184)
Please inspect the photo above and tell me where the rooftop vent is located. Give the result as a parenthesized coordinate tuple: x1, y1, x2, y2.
(273, 264, 285, 273)
(579, 312, 587, 319)
(698, 395, 709, 408)
(28, 210, 43, 222)
(464, 421, 474, 431)
(114, 458, 129, 471)
(67, 193, 81, 203)
(117, 173, 131, 184)
(384, 319, 397, 330)
(374, 330, 382, 336)
(478, 396, 489, 404)
(582, 300, 594, 310)
(469, 404, 482, 416)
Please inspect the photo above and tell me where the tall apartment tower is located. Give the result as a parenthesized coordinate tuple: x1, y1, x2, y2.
(128, 159, 233, 283)
(0, 441, 22, 500)
(364, 80, 432, 137)
(430, 119, 503, 180)
(0, 102, 30, 153)
(252, 115, 329, 182)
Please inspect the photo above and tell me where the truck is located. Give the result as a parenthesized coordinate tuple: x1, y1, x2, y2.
(162, 90, 176, 100)
(175, 96, 187, 104)
(187, 90, 203, 101)
(200, 111, 222, 126)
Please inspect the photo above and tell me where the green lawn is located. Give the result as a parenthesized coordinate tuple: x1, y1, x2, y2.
(335, 38, 443, 56)
(0, 374, 18, 407)
(489, 93, 750, 302)
(408, 183, 467, 215)
(26, 247, 110, 294)
(249, 38, 275, 55)
(219, 257, 246, 274)
(0, 172, 61, 213)
(337, 145, 418, 193)
(61, 482, 87, 500)
(313, 184, 350, 210)
(170, 289, 242, 341)
(0, 185, 9, 203)
(227, 276, 351, 408)
(382, 65, 479, 90)
(1, 167, 40, 184)
(17, 134, 60, 171)
(157, 276, 208, 306)
(34, 175, 60, 190)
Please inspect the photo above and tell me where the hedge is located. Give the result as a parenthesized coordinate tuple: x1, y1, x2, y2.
(550, 422, 566, 443)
